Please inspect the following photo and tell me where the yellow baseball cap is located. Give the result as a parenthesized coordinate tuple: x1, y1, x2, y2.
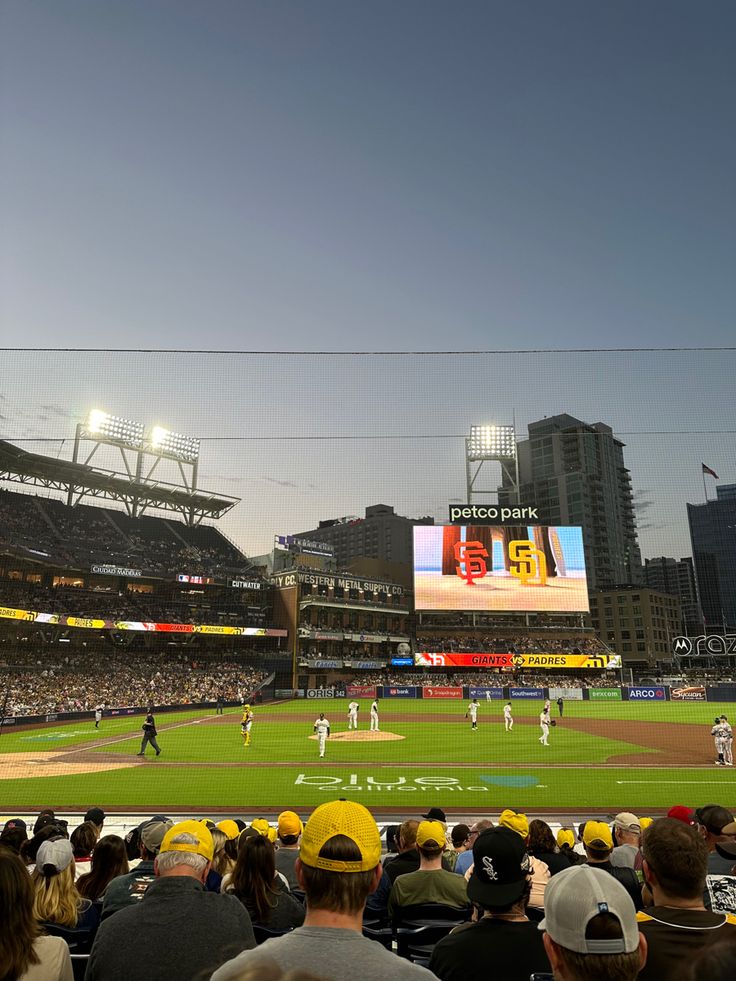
(639, 817, 654, 832)
(416, 820, 446, 848)
(556, 828, 575, 849)
(216, 819, 240, 840)
(300, 799, 381, 873)
(278, 811, 303, 837)
(583, 821, 613, 850)
(499, 809, 529, 839)
(161, 820, 214, 861)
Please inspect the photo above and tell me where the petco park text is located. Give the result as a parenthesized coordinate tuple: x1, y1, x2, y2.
(295, 773, 489, 792)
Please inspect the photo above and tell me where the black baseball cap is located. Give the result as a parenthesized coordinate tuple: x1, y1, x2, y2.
(696, 805, 734, 835)
(3, 818, 27, 831)
(467, 826, 532, 907)
(422, 808, 447, 822)
(84, 807, 105, 826)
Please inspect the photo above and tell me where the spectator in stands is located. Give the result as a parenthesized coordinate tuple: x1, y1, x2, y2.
(611, 812, 641, 870)
(77, 835, 129, 902)
(86, 821, 256, 981)
(446, 824, 471, 871)
(388, 820, 468, 917)
(668, 805, 697, 827)
(540, 865, 647, 981)
(212, 799, 434, 980)
(383, 819, 421, 883)
(210, 827, 234, 880)
(704, 831, 736, 915)
(102, 817, 173, 917)
(84, 807, 105, 839)
(0, 818, 28, 855)
(528, 820, 571, 875)
(687, 933, 736, 980)
(0, 848, 73, 981)
(696, 805, 736, 874)
(582, 821, 642, 911)
(556, 828, 584, 866)
(274, 811, 303, 891)
(454, 819, 493, 877)
(637, 817, 736, 980)
(70, 821, 98, 879)
(227, 833, 305, 930)
(31, 838, 100, 934)
(498, 810, 549, 914)
(429, 826, 549, 981)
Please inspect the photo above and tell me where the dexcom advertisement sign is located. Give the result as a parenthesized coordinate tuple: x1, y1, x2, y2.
(625, 686, 668, 701)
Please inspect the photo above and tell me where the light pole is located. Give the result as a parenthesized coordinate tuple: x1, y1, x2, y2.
(464, 423, 519, 505)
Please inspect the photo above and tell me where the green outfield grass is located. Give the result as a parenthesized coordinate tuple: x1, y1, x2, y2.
(0, 698, 733, 813)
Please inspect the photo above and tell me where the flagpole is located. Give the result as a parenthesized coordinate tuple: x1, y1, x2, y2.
(703, 468, 708, 503)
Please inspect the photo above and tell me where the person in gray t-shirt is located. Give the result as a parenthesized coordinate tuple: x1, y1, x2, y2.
(212, 800, 433, 981)
(274, 811, 303, 891)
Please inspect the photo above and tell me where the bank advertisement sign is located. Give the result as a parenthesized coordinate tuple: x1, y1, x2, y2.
(588, 688, 623, 701)
(381, 686, 419, 698)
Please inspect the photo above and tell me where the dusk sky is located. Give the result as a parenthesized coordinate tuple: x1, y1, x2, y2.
(1, 3, 734, 559)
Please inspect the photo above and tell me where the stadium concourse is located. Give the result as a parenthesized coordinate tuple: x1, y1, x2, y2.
(2, 802, 736, 981)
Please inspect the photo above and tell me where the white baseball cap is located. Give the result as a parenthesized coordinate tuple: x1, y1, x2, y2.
(539, 865, 639, 954)
(36, 837, 74, 875)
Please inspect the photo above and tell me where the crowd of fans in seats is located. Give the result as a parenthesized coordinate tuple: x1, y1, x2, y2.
(340, 671, 618, 689)
(0, 488, 256, 578)
(1, 800, 735, 980)
(416, 633, 607, 654)
(0, 650, 267, 715)
(0, 577, 269, 626)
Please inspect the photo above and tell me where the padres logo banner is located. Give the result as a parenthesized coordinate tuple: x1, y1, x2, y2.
(415, 652, 621, 670)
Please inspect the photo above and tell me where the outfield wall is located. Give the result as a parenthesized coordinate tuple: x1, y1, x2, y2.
(299, 684, 730, 702)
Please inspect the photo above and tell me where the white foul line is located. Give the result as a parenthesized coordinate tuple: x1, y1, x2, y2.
(616, 780, 729, 784)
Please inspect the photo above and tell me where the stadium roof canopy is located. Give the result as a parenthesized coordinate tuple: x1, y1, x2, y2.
(0, 439, 239, 524)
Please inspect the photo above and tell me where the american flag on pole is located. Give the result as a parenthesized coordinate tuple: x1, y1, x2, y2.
(702, 463, 719, 479)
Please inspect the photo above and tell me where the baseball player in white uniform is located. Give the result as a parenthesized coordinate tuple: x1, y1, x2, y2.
(712, 717, 729, 765)
(466, 698, 479, 730)
(94, 704, 104, 729)
(503, 701, 513, 732)
(314, 713, 330, 758)
(370, 698, 380, 731)
(720, 715, 733, 765)
(347, 701, 359, 729)
(540, 706, 551, 746)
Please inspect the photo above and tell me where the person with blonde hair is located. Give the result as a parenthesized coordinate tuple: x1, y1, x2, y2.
(32, 838, 100, 934)
(0, 849, 73, 981)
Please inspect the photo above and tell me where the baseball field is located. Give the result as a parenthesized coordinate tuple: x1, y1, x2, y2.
(0, 698, 734, 816)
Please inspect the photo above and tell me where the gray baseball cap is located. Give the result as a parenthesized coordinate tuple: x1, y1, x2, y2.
(539, 865, 639, 954)
(36, 837, 74, 875)
(139, 817, 174, 853)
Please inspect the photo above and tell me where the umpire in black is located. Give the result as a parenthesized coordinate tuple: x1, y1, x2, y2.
(137, 709, 161, 757)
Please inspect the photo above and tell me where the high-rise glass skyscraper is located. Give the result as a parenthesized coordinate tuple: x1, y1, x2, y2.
(687, 484, 736, 630)
(500, 413, 642, 589)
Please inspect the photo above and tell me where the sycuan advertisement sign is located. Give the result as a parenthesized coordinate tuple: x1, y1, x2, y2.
(670, 686, 706, 701)
(589, 688, 623, 701)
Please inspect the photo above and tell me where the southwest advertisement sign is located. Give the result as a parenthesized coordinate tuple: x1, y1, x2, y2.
(509, 687, 545, 699)
(0, 605, 287, 637)
(346, 685, 377, 698)
(469, 687, 505, 699)
(625, 686, 668, 701)
(589, 688, 622, 701)
(415, 652, 621, 670)
(414, 524, 589, 613)
(422, 686, 463, 699)
(381, 686, 419, 698)
(670, 686, 707, 701)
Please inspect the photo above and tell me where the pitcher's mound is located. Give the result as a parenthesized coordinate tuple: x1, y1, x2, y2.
(309, 730, 405, 743)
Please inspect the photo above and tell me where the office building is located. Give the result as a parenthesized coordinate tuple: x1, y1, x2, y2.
(291, 504, 433, 568)
(687, 484, 736, 630)
(589, 586, 681, 667)
(643, 556, 702, 634)
(501, 414, 642, 589)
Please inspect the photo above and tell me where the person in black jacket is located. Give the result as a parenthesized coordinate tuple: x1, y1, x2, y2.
(137, 710, 161, 757)
(583, 822, 642, 910)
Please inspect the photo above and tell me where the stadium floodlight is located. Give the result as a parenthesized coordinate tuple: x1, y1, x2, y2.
(149, 425, 200, 463)
(84, 410, 145, 449)
(466, 424, 516, 462)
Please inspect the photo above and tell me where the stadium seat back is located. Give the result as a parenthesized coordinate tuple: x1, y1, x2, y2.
(70, 953, 90, 981)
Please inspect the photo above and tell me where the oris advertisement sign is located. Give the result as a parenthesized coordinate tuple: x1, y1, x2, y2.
(422, 686, 463, 699)
(307, 688, 346, 699)
(625, 686, 668, 701)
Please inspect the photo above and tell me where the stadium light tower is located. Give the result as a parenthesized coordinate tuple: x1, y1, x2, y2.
(465, 423, 520, 505)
